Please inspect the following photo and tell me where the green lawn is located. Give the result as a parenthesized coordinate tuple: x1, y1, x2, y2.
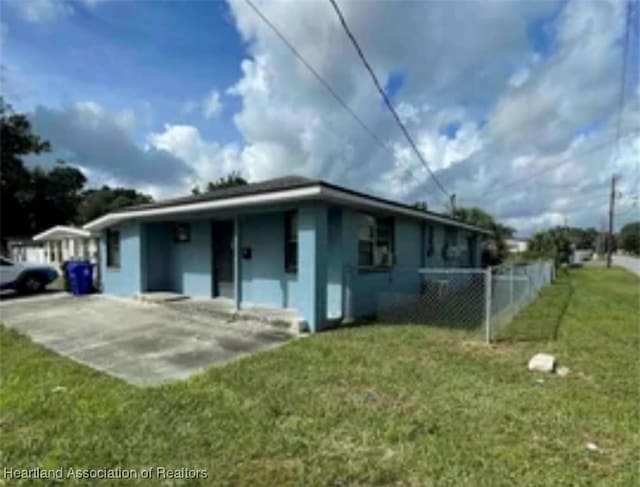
(1, 267, 638, 486)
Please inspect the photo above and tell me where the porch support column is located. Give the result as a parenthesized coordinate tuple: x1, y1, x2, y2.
(340, 209, 358, 322)
(233, 215, 242, 311)
(298, 203, 328, 333)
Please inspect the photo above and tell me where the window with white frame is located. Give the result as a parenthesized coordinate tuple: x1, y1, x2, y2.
(284, 211, 298, 273)
(358, 214, 394, 269)
(106, 229, 121, 268)
(426, 224, 435, 257)
(443, 226, 459, 261)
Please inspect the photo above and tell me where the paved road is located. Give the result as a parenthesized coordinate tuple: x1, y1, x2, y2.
(0, 294, 292, 386)
(612, 255, 640, 277)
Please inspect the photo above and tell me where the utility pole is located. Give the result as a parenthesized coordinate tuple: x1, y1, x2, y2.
(607, 175, 616, 268)
(450, 194, 456, 215)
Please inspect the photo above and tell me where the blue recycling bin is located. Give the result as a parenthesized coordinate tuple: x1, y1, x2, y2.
(65, 260, 93, 296)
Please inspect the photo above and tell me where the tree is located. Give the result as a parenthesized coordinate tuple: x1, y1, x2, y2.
(77, 186, 153, 224)
(452, 206, 515, 266)
(1, 98, 158, 243)
(556, 226, 599, 250)
(191, 171, 248, 195)
(528, 227, 573, 264)
(0, 98, 52, 238)
(413, 201, 428, 211)
(26, 161, 87, 231)
(618, 222, 640, 255)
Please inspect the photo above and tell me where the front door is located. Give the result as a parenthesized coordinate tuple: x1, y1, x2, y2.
(212, 220, 234, 298)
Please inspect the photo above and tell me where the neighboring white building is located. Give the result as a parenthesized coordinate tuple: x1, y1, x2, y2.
(571, 249, 594, 264)
(7, 238, 45, 264)
(506, 238, 529, 254)
(33, 226, 99, 266)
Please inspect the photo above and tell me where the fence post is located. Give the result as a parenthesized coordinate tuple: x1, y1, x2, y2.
(509, 264, 514, 311)
(484, 267, 492, 344)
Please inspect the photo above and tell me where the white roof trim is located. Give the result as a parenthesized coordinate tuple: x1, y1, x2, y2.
(318, 187, 492, 234)
(33, 225, 92, 241)
(83, 184, 491, 235)
(83, 187, 323, 231)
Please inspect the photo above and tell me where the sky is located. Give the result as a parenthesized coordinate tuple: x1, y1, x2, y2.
(1, 0, 639, 236)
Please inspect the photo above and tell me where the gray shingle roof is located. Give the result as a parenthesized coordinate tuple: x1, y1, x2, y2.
(122, 175, 320, 212)
(112, 174, 490, 235)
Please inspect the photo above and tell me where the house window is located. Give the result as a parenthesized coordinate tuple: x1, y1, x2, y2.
(446, 227, 458, 246)
(426, 224, 435, 257)
(174, 223, 191, 243)
(106, 229, 121, 268)
(442, 226, 458, 261)
(284, 211, 298, 273)
(358, 214, 394, 269)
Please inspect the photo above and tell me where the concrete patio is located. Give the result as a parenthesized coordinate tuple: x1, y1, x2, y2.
(135, 292, 302, 332)
(0, 293, 295, 386)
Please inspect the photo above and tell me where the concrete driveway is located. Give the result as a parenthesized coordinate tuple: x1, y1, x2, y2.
(0, 294, 293, 386)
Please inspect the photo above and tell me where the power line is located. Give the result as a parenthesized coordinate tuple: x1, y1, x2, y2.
(466, 136, 633, 205)
(615, 191, 639, 216)
(464, 2, 638, 209)
(615, 204, 638, 217)
(556, 187, 612, 207)
(554, 179, 639, 209)
(327, 0, 451, 201)
(615, 0, 634, 153)
(242, 0, 394, 164)
(608, 1, 633, 267)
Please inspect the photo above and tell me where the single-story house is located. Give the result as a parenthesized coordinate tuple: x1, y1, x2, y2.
(506, 238, 528, 254)
(6, 237, 45, 264)
(84, 176, 491, 332)
(33, 226, 99, 267)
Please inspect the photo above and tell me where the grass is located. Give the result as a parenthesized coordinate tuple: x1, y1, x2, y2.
(1, 267, 638, 486)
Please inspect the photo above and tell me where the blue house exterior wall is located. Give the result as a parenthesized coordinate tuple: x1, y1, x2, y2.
(326, 208, 343, 319)
(239, 212, 300, 309)
(171, 220, 213, 297)
(345, 213, 423, 317)
(297, 203, 328, 332)
(100, 221, 144, 296)
(99, 202, 484, 332)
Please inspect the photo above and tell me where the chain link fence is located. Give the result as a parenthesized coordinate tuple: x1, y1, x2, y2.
(375, 261, 555, 342)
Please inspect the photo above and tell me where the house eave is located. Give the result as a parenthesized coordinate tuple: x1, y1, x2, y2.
(83, 186, 324, 231)
(83, 184, 492, 235)
(33, 225, 93, 241)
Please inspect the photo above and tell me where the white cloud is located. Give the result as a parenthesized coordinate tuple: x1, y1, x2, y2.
(181, 99, 198, 116)
(181, 89, 224, 119)
(29, 102, 194, 188)
(13, 0, 74, 23)
(508, 68, 531, 88)
(79, 0, 108, 6)
(202, 90, 222, 119)
(396, 102, 420, 125)
(75, 101, 104, 117)
(14, 0, 638, 236)
(224, 0, 560, 205)
(148, 124, 243, 187)
(114, 108, 136, 134)
(221, 0, 637, 233)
